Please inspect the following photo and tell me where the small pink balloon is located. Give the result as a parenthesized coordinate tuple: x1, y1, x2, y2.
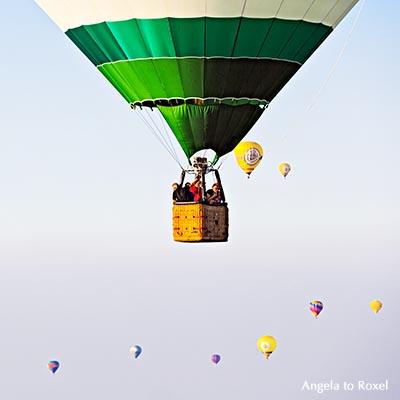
(211, 354, 221, 365)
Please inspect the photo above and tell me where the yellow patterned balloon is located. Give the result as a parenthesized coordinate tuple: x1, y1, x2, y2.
(257, 336, 277, 359)
(279, 163, 291, 178)
(370, 300, 382, 313)
(234, 142, 263, 177)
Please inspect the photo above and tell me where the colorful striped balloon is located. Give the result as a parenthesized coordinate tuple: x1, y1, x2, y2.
(47, 360, 60, 374)
(309, 300, 324, 318)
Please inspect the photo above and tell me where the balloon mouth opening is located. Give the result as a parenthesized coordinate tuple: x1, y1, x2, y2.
(130, 97, 269, 109)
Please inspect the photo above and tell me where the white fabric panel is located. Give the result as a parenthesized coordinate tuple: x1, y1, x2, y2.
(35, 0, 358, 31)
(299, 0, 359, 28)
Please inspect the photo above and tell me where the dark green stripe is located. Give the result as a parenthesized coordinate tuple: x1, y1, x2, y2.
(98, 58, 300, 105)
(66, 17, 332, 66)
(158, 103, 265, 159)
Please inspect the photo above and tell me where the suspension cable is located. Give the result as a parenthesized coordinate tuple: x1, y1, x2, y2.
(307, 0, 367, 112)
(262, 0, 367, 158)
(155, 110, 183, 168)
(134, 107, 184, 168)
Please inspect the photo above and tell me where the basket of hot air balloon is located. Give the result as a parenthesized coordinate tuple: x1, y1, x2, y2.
(173, 203, 229, 242)
(172, 158, 228, 242)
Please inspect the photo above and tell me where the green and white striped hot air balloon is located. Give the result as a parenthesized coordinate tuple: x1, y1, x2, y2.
(35, 0, 359, 164)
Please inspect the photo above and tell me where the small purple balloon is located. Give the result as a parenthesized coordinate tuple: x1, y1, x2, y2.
(211, 354, 221, 365)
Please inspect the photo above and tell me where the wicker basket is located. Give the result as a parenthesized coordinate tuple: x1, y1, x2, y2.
(172, 203, 229, 242)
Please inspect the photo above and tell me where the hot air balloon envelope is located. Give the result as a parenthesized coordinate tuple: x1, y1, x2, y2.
(370, 300, 382, 313)
(35, 0, 359, 162)
(279, 163, 291, 178)
(257, 336, 277, 359)
(47, 360, 60, 374)
(211, 354, 221, 365)
(130, 345, 142, 359)
(309, 300, 324, 318)
(234, 142, 263, 177)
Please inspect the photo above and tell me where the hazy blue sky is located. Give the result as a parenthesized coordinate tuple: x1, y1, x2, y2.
(0, 1, 399, 399)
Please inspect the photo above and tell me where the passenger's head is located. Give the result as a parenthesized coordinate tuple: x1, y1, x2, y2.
(212, 183, 220, 192)
(172, 183, 179, 190)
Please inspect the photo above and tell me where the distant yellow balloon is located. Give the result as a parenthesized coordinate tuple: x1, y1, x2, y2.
(257, 336, 277, 359)
(370, 300, 382, 313)
(234, 142, 263, 177)
(279, 163, 291, 178)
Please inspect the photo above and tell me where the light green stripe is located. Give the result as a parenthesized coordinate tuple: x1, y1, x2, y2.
(66, 17, 331, 66)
